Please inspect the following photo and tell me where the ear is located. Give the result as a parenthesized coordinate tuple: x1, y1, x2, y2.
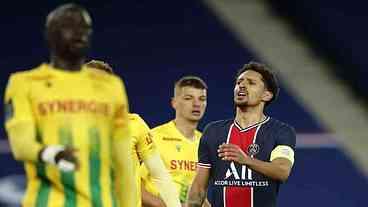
(262, 91, 273, 102)
(171, 97, 176, 110)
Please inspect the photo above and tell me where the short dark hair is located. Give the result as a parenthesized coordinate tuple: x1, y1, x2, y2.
(174, 76, 207, 96)
(46, 3, 89, 28)
(236, 61, 279, 105)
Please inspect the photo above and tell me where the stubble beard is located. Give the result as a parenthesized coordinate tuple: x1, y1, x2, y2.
(234, 97, 248, 108)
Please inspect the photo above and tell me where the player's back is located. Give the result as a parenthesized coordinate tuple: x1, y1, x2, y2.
(5, 64, 127, 207)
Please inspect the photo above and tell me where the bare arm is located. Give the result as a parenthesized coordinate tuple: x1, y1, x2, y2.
(143, 152, 181, 207)
(218, 143, 293, 182)
(187, 167, 210, 207)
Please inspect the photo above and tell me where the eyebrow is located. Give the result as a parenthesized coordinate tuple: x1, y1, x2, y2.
(182, 94, 207, 97)
(238, 76, 259, 81)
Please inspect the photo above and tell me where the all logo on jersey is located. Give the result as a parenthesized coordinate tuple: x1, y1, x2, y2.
(225, 162, 247, 180)
(45, 81, 52, 88)
(145, 133, 153, 145)
(176, 144, 181, 152)
(163, 137, 181, 141)
(215, 161, 269, 187)
(247, 143, 260, 156)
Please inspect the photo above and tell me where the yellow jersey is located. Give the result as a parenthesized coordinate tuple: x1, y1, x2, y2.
(140, 121, 201, 203)
(123, 113, 156, 207)
(4, 64, 130, 207)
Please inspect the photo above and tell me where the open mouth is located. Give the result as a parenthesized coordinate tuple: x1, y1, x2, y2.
(237, 90, 247, 97)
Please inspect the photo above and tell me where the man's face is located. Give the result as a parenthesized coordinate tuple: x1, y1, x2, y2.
(172, 86, 207, 122)
(234, 70, 271, 107)
(48, 10, 92, 59)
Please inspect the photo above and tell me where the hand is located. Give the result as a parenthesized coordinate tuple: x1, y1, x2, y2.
(217, 143, 250, 165)
(142, 197, 166, 207)
(141, 186, 167, 207)
(55, 147, 79, 170)
(40, 145, 79, 172)
(152, 198, 166, 207)
(203, 199, 211, 207)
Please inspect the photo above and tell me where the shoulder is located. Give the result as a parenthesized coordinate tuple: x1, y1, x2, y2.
(199, 119, 233, 141)
(8, 64, 46, 82)
(266, 118, 296, 146)
(151, 121, 172, 134)
(266, 117, 296, 134)
(150, 121, 179, 143)
(204, 119, 233, 132)
(128, 113, 150, 131)
(85, 67, 126, 86)
(6, 65, 46, 91)
(128, 113, 144, 122)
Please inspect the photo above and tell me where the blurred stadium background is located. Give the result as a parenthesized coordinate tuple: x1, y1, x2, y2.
(0, 0, 367, 206)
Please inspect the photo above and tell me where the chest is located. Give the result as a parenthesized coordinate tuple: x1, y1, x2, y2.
(156, 137, 200, 171)
(213, 126, 277, 162)
(28, 76, 116, 120)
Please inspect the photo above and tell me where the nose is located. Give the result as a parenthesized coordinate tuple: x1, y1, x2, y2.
(238, 84, 246, 91)
(74, 28, 90, 40)
(80, 33, 89, 43)
(193, 99, 201, 107)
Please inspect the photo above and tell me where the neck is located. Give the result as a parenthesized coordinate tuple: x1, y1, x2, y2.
(50, 55, 85, 71)
(235, 105, 266, 129)
(173, 117, 198, 141)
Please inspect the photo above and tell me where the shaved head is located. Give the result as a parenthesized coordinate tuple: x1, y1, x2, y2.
(46, 4, 91, 29)
(45, 3, 93, 64)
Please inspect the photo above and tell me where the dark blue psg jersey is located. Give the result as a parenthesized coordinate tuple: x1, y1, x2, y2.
(198, 117, 296, 207)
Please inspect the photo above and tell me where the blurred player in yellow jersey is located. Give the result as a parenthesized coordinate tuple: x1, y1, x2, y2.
(140, 76, 211, 207)
(4, 4, 135, 207)
(85, 60, 181, 207)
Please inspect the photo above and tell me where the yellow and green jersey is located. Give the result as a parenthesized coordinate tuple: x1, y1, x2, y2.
(140, 121, 201, 203)
(124, 113, 156, 207)
(4, 64, 130, 207)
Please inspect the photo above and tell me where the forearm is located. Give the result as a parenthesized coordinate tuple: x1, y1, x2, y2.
(187, 184, 207, 207)
(144, 153, 181, 207)
(6, 120, 43, 162)
(246, 158, 291, 182)
(187, 167, 210, 207)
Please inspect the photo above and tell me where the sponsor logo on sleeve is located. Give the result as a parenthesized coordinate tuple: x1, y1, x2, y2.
(5, 100, 14, 122)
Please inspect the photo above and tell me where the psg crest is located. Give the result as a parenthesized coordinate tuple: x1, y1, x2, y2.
(247, 143, 260, 156)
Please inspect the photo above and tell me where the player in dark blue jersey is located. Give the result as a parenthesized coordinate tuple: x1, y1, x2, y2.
(187, 62, 296, 207)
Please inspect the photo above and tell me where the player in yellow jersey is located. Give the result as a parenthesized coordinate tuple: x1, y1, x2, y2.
(140, 76, 210, 207)
(4, 4, 134, 207)
(85, 60, 181, 207)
